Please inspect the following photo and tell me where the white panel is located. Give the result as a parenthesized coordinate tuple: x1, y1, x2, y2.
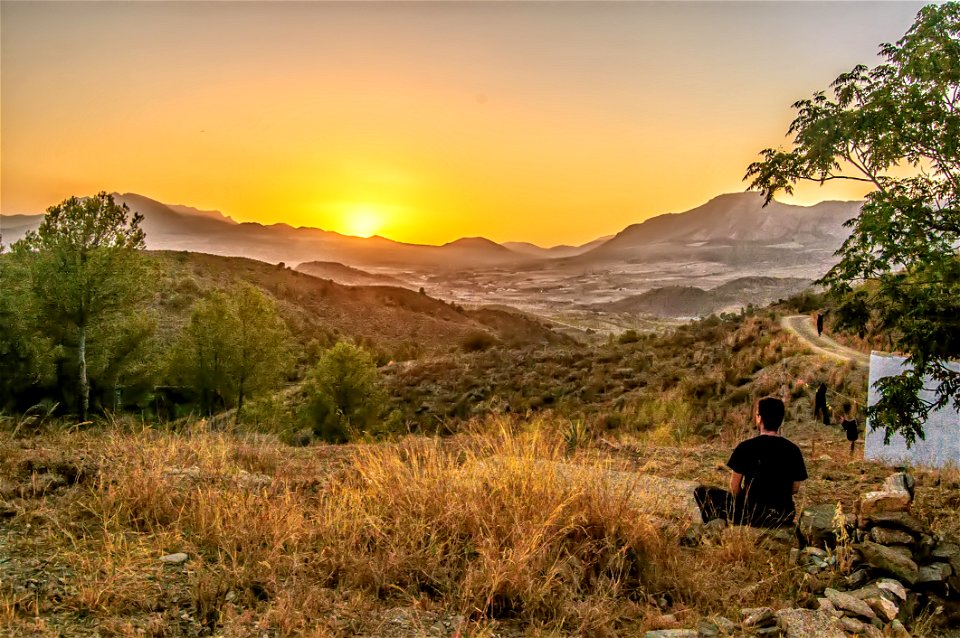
(865, 352, 960, 468)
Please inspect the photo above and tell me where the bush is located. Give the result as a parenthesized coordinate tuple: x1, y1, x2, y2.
(461, 330, 498, 353)
(303, 342, 384, 443)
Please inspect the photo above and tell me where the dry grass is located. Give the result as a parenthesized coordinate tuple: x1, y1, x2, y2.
(0, 418, 824, 637)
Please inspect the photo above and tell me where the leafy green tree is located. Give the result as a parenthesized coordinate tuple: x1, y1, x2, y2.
(304, 342, 383, 443)
(12, 193, 148, 420)
(0, 253, 53, 411)
(746, 3, 960, 444)
(171, 283, 290, 422)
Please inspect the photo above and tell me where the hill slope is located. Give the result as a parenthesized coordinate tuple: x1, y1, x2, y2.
(149, 251, 566, 359)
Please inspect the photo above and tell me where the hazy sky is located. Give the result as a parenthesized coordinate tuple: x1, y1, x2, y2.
(1, 1, 927, 246)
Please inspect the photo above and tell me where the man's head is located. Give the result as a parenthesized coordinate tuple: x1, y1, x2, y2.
(756, 396, 785, 432)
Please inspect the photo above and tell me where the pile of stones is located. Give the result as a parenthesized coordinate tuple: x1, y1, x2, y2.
(649, 472, 959, 637)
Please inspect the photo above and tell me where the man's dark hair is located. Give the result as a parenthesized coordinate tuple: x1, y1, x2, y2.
(758, 396, 785, 431)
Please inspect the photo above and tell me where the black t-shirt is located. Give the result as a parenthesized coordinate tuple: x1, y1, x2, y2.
(727, 435, 807, 519)
(841, 418, 859, 442)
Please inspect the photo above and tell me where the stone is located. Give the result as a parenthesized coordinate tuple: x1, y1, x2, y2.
(858, 490, 911, 519)
(875, 578, 908, 602)
(774, 608, 845, 638)
(235, 470, 271, 490)
(917, 562, 951, 583)
(798, 503, 841, 547)
(0, 501, 16, 519)
(838, 616, 867, 634)
(642, 631, 697, 638)
(864, 596, 898, 622)
(888, 619, 911, 637)
(754, 628, 782, 637)
(816, 598, 840, 616)
(712, 616, 735, 634)
(845, 568, 870, 589)
(868, 527, 914, 546)
(858, 540, 920, 584)
(823, 588, 876, 620)
(882, 472, 915, 498)
(160, 552, 189, 564)
(695, 620, 718, 637)
(859, 511, 925, 535)
(742, 607, 775, 627)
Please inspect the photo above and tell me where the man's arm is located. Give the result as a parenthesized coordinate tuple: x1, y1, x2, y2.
(730, 471, 743, 496)
(792, 481, 801, 494)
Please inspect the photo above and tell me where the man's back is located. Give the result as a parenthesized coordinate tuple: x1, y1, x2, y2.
(728, 435, 807, 522)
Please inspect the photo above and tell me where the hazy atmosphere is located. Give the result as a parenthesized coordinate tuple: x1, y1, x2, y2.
(2, 2, 958, 637)
(2, 1, 923, 245)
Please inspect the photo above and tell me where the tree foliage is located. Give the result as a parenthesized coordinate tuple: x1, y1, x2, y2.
(746, 3, 960, 444)
(171, 283, 290, 421)
(12, 192, 149, 420)
(304, 342, 383, 443)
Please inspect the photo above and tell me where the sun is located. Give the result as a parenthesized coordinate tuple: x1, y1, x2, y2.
(341, 205, 384, 238)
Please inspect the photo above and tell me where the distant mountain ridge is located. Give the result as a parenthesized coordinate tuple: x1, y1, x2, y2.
(577, 192, 861, 265)
(1, 191, 863, 276)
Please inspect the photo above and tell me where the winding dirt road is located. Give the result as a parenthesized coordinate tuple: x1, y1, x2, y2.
(781, 314, 871, 368)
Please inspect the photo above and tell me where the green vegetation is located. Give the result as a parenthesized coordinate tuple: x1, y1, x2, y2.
(10, 193, 150, 420)
(747, 2, 960, 444)
(169, 284, 290, 422)
(303, 342, 385, 442)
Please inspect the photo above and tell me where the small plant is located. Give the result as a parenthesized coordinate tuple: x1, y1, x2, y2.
(829, 502, 854, 574)
(563, 418, 590, 454)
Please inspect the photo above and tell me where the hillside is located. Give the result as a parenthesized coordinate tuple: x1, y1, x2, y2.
(574, 193, 861, 269)
(148, 251, 566, 361)
(596, 276, 813, 318)
(295, 261, 412, 288)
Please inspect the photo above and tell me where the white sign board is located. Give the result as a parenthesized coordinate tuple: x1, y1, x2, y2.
(865, 352, 960, 468)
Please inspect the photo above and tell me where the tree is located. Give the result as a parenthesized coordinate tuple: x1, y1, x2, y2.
(304, 342, 383, 443)
(746, 3, 960, 444)
(12, 193, 148, 420)
(171, 283, 289, 422)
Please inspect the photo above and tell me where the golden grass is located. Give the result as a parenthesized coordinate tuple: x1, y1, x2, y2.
(0, 419, 812, 636)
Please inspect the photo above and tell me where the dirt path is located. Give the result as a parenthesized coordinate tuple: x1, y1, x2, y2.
(781, 314, 871, 368)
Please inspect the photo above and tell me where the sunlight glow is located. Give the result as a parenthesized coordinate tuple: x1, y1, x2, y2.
(341, 206, 385, 238)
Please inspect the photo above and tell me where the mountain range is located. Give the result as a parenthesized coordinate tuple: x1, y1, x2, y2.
(1, 191, 862, 275)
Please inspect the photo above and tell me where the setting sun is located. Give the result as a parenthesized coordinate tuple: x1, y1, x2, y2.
(341, 205, 385, 238)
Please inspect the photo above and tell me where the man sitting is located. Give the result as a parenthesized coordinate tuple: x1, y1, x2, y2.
(694, 397, 807, 528)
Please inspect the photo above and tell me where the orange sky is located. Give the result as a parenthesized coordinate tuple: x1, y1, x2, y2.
(1, 2, 924, 246)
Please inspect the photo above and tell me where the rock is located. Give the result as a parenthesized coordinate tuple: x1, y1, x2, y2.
(160, 552, 189, 564)
(858, 490, 911, 519)
(712, 616, 735, 634)
(864, 596, 898, 622)
(642, 631, 697, 638)
(882, 472, 915, 498)
(838, 616, 867, 634)
(164, 466, 202, 482)
(858, 540, 920, 584)
(868, 527, 914, 546)
(774, 608, 845, 638)
(917, 561, 951, 584)
(816, 598, 839, 616)
(888, 619, 911, 637)
(824, 588, 876, 620)
(235, 470, 271, 490)
(754, 628, 782, 637)
(875, 578, 908, 602)
(798, 503, 841, 547)
(859, 511, 925, 535)
(695, 619, 718, 637)
(845, 568, 870, 589)
(742, 607, 775, 628)
(0, 501, 17, 519)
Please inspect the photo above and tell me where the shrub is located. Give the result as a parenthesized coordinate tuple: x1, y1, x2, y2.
(460, 330, 498, 352)
(303, 342, 384, 443)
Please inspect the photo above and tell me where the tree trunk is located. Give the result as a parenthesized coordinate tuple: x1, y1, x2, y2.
(78, 324, 89, 421)
(235, 381, 244, 426)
